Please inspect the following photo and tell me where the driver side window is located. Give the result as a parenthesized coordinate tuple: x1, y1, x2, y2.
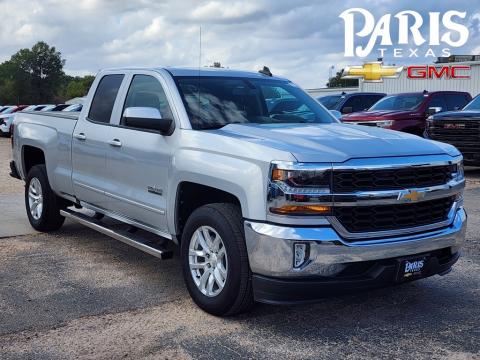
(122, 75, 173, 126)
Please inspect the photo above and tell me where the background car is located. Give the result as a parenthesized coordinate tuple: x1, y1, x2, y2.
(426, 94, 480, 165)
(0, 105, 28, 136)
(62, 103, 83, 112)
(317, 92, 386, 114)
(341, 91, 472, 135)
(50, 104, 70, 111)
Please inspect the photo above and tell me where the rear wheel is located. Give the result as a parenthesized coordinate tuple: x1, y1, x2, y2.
(25, 165, 65, 231)
(180, 203, 254, 316)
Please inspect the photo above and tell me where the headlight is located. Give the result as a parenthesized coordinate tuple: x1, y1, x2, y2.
(374, 120, 394, 128)
(268, 163, 332, 216)
(271, 168, 330, 191)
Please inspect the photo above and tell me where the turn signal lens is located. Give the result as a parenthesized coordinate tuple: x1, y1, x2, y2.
(272, 168, 285, 181)
(269, 205, 331, 215)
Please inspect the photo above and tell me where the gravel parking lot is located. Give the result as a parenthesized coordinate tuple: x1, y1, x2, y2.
(1, 137, 479, 359)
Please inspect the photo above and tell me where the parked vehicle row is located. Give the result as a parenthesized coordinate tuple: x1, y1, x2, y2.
(318, 90, 479, 165)
(10, 67, 466, 316)
(0, 103, 83, 137)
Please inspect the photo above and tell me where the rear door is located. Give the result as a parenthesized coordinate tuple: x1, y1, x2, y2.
(72, 73, 126, 208)
(103, 71, 175, 235)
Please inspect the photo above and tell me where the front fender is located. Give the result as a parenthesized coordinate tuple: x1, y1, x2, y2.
(167, 149, 270, 233)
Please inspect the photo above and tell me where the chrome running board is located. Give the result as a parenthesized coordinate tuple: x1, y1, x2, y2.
(60, 208, 173, 260)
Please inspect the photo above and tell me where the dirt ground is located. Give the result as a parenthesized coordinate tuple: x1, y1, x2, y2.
(1, 137, 479, 359)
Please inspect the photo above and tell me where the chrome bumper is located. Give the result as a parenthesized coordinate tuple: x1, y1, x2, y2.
(244, 207, 466, 278)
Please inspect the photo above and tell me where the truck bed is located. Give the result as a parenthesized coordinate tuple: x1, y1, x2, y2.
(13, 110, 79, 197)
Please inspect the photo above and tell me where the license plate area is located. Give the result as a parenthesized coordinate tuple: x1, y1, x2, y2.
(396, 255, 429, 282)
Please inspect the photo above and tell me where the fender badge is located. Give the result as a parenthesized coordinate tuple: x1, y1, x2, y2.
(147, 186, 163, 196)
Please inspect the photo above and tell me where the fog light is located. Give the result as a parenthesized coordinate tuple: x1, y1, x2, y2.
(294, 243, 310, 269)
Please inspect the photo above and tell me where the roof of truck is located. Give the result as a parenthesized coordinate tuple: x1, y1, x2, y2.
(102, 66, 288, 81)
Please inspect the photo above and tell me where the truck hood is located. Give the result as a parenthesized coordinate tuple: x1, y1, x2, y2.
(430, 110, 480, 120)
(342, 110, 420, 121)
(213, 123, 459, 163)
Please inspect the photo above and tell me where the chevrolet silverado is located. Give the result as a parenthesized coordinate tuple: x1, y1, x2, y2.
(10, 67, 467, 315)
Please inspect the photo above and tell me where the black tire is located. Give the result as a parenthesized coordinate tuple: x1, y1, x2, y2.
(25, 164, 65, 232)
(180, 203, 254, 316)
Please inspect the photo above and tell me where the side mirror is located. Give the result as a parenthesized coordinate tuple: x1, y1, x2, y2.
(341, 106, 353, 114)
(330, 110, 342, 121)
(122, 107, 174, 135)
(426, 107, 443, 116)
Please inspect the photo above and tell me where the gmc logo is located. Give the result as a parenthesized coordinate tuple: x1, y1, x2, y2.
(407, 65, 470, 79)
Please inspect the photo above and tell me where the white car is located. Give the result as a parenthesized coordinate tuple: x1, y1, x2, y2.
(0, 105, 29, 136)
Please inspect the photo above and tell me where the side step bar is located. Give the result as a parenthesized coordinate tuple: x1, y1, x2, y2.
(60, 208, 173, 260)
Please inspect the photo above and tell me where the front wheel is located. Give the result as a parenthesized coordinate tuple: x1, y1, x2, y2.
(180, 203, 254, 316)
(25, 165, 65, 231)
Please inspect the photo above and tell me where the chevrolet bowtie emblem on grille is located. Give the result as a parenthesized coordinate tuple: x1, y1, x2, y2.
(397, 190, 426, 203)
(342, 62, 403, 83)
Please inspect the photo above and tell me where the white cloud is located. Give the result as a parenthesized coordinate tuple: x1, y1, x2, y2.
(0, 0, 478, 88)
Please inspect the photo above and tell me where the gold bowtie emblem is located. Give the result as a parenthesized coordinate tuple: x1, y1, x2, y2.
(342, 62, 403, 82)
(398, 190, 425, 203)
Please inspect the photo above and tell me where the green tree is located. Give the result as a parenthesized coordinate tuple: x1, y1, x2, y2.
(64, 75, 95, 99)
(0, 41, 65, 104)
(326, 69, 359, 88)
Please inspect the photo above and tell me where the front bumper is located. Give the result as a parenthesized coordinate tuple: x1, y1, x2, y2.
(245, 207, 466, 303)
(253, 250, 460, 304)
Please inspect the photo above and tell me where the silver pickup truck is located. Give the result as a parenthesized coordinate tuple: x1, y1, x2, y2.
(10, 67, 466, 316)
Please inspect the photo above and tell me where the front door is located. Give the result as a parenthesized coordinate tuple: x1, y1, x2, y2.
(103, 73, 174, 233)
(72, 74, 125, 208)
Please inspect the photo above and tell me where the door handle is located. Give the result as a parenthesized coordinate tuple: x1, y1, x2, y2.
(74, 133, 86, 140)
(108, 139, 122, 147)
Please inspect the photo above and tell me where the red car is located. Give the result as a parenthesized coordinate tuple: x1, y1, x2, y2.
(341, 91, 472, 136)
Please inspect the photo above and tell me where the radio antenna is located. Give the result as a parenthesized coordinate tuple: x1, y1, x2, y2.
(197, 25, 202, 112)
(199, 25, 202, 70)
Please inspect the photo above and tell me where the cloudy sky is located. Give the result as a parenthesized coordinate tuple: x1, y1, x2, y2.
(0, 0, 479, 88)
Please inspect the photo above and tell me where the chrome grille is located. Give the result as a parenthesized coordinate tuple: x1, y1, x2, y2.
(428, 119, 480, 164)
(333, 197, 454, 234)
(332, 165, 455, 192)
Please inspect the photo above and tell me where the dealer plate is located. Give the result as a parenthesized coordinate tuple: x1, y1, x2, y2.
(397, 256, 428, 281)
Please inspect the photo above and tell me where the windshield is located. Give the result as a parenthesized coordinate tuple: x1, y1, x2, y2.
(463, 96, 480, 111)
(369, 94, 425, 111)
(318, 95, 343, 110)
(63, 104, 82, 112)
(2, 107, 16, 114)
(175, 77, 335, 130)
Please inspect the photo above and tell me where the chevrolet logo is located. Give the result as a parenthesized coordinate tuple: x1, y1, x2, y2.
(342, 62, 403, 82)
(397, 190, 426, 203)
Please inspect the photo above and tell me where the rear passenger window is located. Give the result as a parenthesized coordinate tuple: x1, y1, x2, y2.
(88, 74, 124, 123)
(122, 75, 173, 125)
(445, 94, 470, 111)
